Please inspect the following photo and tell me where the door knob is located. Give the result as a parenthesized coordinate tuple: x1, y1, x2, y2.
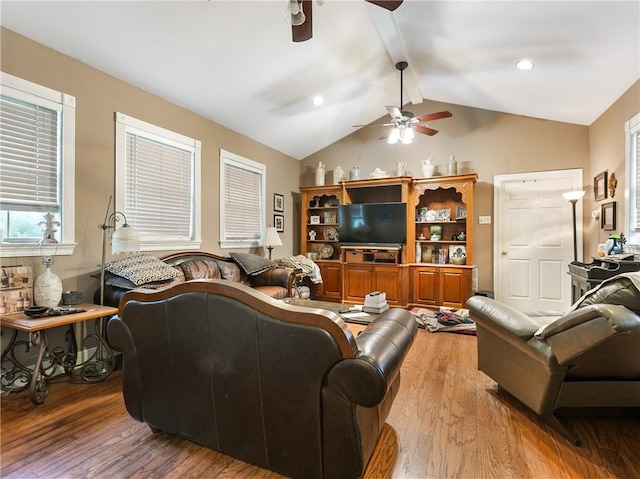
(501, 251, 507, 256)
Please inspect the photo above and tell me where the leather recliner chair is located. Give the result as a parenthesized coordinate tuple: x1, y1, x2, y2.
(107, 279, 417, 479)
(466, 272, 640, 445)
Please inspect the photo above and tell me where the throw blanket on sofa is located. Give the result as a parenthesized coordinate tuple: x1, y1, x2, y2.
(277, 255, 323, 284)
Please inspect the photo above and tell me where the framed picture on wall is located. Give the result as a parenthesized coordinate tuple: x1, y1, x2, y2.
(273, 193, 284, 212)
(274, 214, 284, 233)
(601, 201, 616, 230)
(594, 171, 608, 201)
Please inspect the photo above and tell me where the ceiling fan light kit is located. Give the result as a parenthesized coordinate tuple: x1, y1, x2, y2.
(354, 61, 453, 144)
(290, 0, 404, 42)
(284, 0, 306, 26)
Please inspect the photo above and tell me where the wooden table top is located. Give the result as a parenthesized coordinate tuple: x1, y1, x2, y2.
(0, 303, 118, 333)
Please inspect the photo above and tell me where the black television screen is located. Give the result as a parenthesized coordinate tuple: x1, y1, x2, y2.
(338, 202, 407, 246)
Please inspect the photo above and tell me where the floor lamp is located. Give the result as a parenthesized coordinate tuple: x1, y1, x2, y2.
(562, 190, 585, 262)
(98, 196, 140, 306)
(87, 196, 139, 381)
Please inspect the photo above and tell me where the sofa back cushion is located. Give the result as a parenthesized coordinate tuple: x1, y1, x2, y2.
(575, 273, 640, 314)
(179, 259, 222, 281)
(217, 259, 252, 286)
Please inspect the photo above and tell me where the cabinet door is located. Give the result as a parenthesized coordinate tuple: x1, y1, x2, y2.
(313, 262, 342, 301)
(373, 265, 401, 304)
(439, 268, 471, 309)
(411, 267, 439, 306)
(343, 265, 373, 302)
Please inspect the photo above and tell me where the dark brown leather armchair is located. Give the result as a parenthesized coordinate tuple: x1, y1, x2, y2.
(107, 279, 417, 479)
(467, 272, 640, 444)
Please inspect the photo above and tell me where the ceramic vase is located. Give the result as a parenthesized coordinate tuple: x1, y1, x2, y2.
(421, 159, 435, 177)
(333, 166, 344, 184)
(447, 155, 458, 175)
(34, 264, 62, 307)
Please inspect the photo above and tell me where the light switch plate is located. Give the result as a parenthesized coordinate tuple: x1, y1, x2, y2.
(478, 216, 492, 224)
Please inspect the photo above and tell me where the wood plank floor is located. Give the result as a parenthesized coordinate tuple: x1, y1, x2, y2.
(2, 327, 639, 479)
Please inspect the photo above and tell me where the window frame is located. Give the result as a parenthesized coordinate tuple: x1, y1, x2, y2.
(115, 112, 201, 252)
(625, 112, 640, 244)
(0, 72, 76, 258)
(219, 149, 266, 249)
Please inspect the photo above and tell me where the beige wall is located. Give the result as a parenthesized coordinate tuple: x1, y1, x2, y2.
(0, 28, 301, 300)
(301, 101, 590, 291)
(587, 80, 640, 256)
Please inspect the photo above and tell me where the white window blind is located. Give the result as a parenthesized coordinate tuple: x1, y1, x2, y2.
(0, 94, 60, 212)
(115, 112, 201, 251)
(219, 150, 265, 247)
(0, 72, 76, 258)
(125, 133, 193, 238)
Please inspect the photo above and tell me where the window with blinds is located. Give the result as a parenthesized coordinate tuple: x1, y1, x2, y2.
(0, 72, 76, 256)
(115, 113, 201, 251)
(0, 96, 59, 213)
(219, 150, 265, 248)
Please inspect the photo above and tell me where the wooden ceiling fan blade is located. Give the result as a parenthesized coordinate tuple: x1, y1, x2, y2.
(415, 111, 452, 123)
(365, 0, 403, 11)
(415, 125, 439, 136)
(386, 106, 402, 119)
(292, 0, 313, 42)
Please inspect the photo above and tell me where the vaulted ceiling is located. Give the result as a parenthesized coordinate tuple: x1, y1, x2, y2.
(2, 1, 638, 159)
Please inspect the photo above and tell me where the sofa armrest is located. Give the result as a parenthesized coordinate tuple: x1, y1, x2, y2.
(249, 267, 295, 295)
(324, 308, 417, 407)
(106, 316, 143, 421)
(466, 296, 547, 340)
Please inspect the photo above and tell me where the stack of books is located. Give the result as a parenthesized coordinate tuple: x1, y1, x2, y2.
(363, 291, 389, 314)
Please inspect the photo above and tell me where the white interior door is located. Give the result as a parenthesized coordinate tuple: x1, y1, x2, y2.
(494, 169, 583, 313)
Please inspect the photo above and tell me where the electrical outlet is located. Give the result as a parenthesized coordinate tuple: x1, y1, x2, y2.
(478, 216, 491, 224)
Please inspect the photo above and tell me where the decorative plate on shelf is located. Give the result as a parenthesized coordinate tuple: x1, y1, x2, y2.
(323, 226, 339, 241)
(321, 244, 334, 259)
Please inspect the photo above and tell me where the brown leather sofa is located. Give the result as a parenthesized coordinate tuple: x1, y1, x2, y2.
(99, 251, 296, 306)
(466, 272, 640, 445)
(107, 279, 418, 479)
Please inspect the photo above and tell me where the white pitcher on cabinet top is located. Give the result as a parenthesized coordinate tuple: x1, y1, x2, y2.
(421, 158, 435, 177)
(315, 162, 325, 186)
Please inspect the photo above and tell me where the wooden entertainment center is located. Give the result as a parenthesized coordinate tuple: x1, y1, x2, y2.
(300, 174, 477, 309)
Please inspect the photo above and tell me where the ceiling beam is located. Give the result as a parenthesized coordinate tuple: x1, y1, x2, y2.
(367, 6, 423, 107)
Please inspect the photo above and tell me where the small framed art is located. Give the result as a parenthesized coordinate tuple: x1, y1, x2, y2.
(601, 201, 616, 231)
(274, 193, 284, 212)
(594, 171, 608, 201)
(274, 214, 284, 233)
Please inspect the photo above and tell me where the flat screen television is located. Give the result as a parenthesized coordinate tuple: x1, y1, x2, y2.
(338, 202, 407, 246)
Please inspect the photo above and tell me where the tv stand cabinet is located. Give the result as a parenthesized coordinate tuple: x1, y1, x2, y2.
(299, 175, 476, 308)
(342, 246, 404, 305)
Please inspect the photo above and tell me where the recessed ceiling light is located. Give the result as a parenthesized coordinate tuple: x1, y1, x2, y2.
(516, 59, 534, 70)
(312, 95, 324, 106)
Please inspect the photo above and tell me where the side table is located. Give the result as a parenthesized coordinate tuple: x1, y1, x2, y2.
(0, 303, 118, 405)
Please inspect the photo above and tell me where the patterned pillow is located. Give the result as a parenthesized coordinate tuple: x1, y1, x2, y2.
(229, 252, 276, 276)
(105, 252, 181, 286)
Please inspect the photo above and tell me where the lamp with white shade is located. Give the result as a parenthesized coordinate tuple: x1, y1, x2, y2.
(261, 227, 282, 260)
(98, 196, 140, 306)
